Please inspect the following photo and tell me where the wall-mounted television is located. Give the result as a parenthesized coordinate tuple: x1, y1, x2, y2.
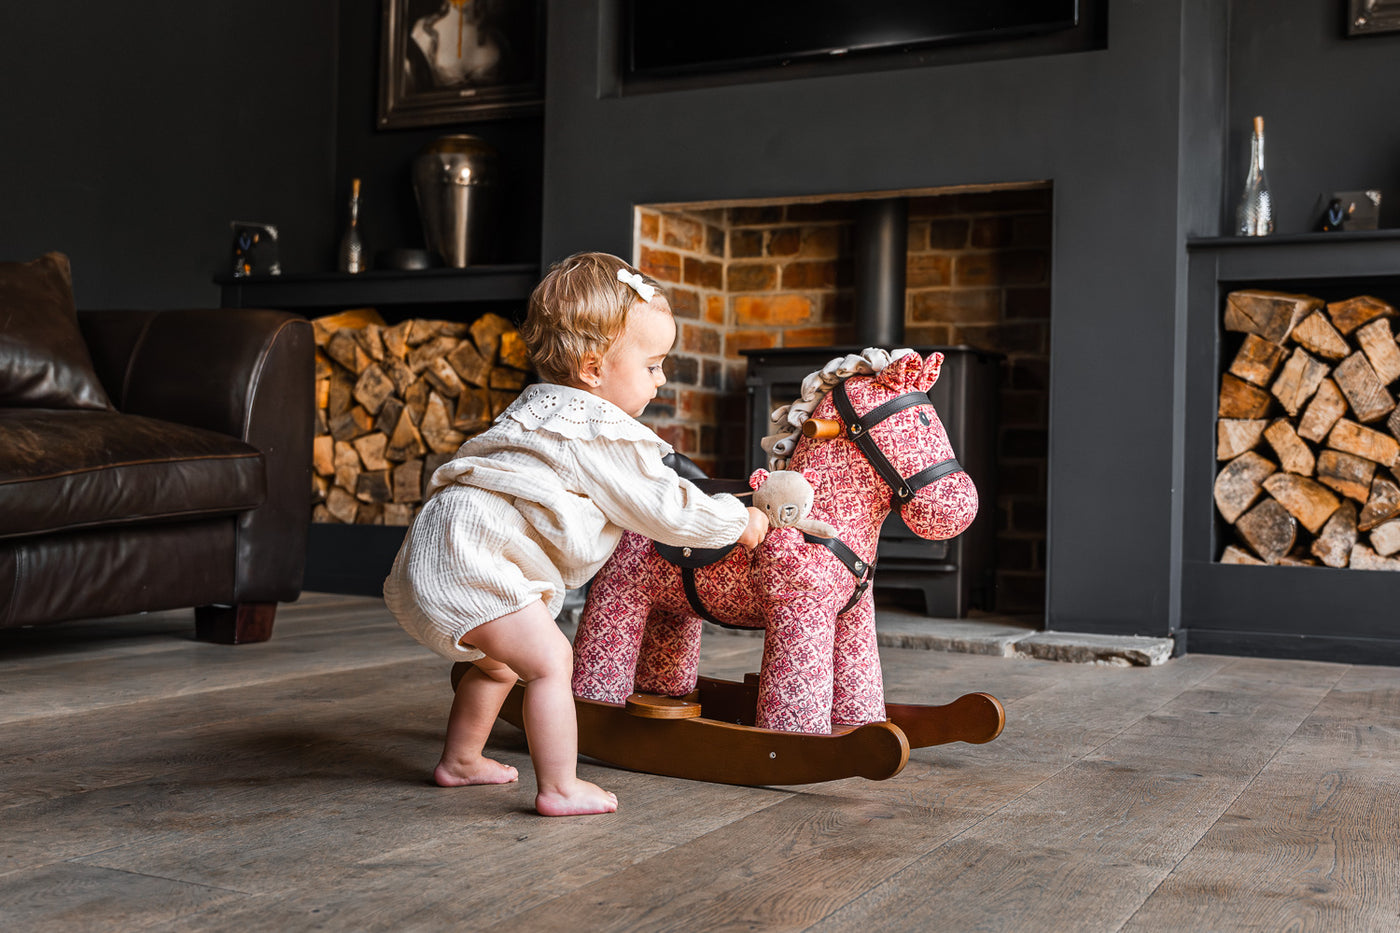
(624, 1, 1081, 79)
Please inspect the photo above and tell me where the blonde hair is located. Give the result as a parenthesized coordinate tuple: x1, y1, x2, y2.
(520, 252, 667, 385)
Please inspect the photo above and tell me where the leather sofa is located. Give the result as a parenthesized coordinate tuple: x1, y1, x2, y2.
(0, 252, 313, 643)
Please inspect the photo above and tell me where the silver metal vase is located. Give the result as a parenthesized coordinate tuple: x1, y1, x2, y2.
(411, 135, 499, 267)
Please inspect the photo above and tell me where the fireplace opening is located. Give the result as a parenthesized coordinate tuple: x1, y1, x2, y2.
(634, 183, 1051, 617)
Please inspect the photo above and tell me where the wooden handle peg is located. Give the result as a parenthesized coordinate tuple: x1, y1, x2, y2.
(801, 418, 842, 439)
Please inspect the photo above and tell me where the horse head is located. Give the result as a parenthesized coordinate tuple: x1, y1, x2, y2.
(791, 350, 978, 543)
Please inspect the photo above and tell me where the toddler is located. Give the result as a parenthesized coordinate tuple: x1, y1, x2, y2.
(383, 251, 768, 815)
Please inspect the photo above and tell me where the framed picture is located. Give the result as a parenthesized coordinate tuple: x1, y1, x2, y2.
(1348, 0, 1400, 35)
(378, 0, 544, 129)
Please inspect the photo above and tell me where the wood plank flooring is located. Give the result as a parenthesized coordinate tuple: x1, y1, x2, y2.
(2, 593, 1397, 932)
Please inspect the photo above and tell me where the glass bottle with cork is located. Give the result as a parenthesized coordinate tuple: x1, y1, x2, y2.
(338, 177, 366, 273)
(1235, 116, 1273, 237)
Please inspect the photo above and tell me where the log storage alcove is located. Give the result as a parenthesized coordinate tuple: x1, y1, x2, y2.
(1215, 289, 1400, 570)
(310, 309, 532, 526)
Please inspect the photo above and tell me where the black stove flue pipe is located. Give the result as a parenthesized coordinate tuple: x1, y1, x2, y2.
(852, 197, 908, 348)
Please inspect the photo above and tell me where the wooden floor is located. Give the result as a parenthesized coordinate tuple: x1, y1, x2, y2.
(2, 594, 1397, 932)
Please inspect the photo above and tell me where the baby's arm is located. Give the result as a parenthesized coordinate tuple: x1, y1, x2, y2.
(579, 439, 753, 548)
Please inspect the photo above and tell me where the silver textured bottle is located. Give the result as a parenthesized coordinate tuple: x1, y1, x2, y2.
(1235, 116, 1273, 237)
(337, 177, 365, 273)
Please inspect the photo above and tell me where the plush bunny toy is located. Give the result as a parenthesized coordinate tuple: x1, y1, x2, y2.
(748, 468, 837, 538)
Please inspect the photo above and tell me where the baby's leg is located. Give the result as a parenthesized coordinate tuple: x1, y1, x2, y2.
(468, 601, 617, 816)
(436, 657, 521, 787)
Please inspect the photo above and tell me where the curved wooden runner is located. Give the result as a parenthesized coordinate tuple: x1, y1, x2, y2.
(452, 663, 1004, 786)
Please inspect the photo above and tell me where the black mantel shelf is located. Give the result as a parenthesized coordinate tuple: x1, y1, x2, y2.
(1186, 228, 1400, 250)
(216, 263, 539, 309)
(1185, 229, 1400, 283)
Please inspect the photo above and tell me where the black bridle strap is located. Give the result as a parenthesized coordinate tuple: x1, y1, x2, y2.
(831, 381, 964, 502)
(901, 457, 965, 492)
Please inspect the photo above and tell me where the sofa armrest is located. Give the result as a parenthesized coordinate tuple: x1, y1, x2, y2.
(80, 308, 315, 602)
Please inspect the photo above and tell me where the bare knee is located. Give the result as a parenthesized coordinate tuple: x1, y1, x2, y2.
(523, 635, 573, 684)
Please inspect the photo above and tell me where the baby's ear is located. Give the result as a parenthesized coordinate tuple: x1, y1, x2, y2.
(748, 468, 770, 490)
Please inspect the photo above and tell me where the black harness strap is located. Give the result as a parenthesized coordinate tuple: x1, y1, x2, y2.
(654, 541, 740, 628)
(802, 532, 874, 614)
(653, 533, 874, 624)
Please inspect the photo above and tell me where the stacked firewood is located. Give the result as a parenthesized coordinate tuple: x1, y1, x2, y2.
(1215, 290, 1400, 569)
(310, 309, 532, 525)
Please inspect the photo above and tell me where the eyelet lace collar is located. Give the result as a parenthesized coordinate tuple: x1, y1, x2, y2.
(504, 383, 672, 449)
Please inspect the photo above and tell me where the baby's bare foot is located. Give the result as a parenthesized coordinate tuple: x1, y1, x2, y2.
(535, 779, 618, 816)
(433, 757, 519, 787)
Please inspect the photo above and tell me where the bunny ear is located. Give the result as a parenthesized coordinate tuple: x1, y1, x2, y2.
(748, 468, 770, 490)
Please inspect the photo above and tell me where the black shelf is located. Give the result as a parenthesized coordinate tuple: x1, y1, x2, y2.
(1186, 229, 1400, 249)
(1186, 230, 1400, 283)
(217, 264, 538, 310)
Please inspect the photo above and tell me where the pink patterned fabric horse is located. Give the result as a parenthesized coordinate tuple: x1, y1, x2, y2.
(571, 350, 979, 734)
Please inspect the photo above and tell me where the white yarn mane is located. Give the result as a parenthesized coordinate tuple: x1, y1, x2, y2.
(759, 347, 916, 470)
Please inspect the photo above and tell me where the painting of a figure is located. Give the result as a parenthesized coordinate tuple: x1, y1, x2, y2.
(380, 0, 542, 129)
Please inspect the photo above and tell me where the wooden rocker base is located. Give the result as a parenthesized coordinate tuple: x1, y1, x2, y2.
(451, 664, 1005, 787)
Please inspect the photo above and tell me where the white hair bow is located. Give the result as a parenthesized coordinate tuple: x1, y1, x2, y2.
(617, 268, 656, 302)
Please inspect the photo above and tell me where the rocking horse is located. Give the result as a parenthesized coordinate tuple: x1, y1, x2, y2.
(474, 348, 1005, 785)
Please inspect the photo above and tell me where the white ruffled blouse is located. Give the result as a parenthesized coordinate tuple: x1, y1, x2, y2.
(423, 382, 749, 588)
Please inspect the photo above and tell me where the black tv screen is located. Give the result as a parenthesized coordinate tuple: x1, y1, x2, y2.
(626, 1, 1081, 78)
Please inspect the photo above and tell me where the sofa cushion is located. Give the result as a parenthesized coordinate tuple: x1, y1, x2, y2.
(0, 252, 114, 411)
(0, 409, 265, 540)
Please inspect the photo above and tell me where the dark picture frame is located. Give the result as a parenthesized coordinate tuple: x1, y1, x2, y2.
(1348, 0, 1400, 35)
(378, 0, 543, 129)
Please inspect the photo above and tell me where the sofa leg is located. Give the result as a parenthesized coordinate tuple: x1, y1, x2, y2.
(195, 603, 277, 644)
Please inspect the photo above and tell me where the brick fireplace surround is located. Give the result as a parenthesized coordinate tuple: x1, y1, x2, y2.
(632, 186, 1051, 614)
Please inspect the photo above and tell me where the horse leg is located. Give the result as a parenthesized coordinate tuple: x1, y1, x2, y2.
(633, 607, 704, 697)
(755, 590, 839, 734)
(830, 596, 887, 726)
(571, 536, 657, 704)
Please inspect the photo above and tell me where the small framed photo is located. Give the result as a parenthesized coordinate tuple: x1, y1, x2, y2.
(1348, 0, 1400, 36)
(378, 0, 544, 129)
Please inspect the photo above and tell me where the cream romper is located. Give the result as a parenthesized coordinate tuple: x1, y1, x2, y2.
(382, 383, 749, 661)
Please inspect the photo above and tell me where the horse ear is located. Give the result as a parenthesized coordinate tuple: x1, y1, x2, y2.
(874, 350, 923, 390)
(749, 468, 769, 490)
(920, 351, 944, 391)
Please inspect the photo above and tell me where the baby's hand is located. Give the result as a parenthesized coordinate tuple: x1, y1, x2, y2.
(738, 506, 769, 549)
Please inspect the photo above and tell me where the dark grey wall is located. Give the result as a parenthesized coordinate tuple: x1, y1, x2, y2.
(1227, 0, 1400, 232)
(541, 0, 1226, 637)
(0, 2, 339, 309)
(332, 1, 543, 268)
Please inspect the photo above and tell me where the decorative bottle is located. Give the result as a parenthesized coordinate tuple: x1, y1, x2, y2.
(1235, 116, 1273, 237)
(337, 178, 365, 273)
